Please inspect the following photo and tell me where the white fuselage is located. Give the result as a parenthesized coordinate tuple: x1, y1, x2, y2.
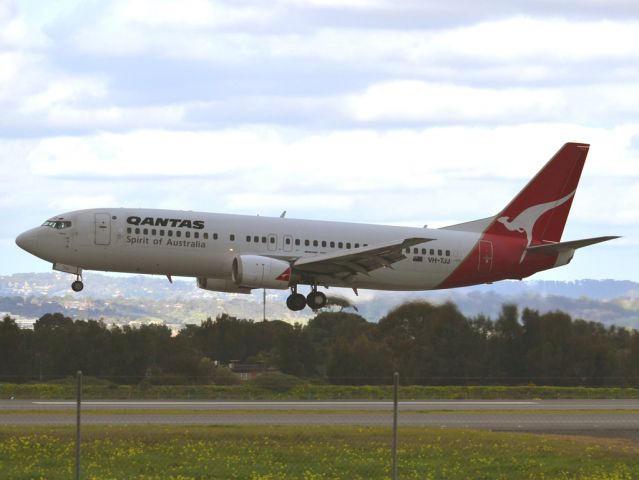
(20, 208, 481, 291)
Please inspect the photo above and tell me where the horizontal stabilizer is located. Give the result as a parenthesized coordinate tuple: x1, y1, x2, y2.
(440, 216, 495, 233)
(526, 236, 620, 255)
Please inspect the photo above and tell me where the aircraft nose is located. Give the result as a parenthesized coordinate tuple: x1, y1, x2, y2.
(16, 229, 39, 254)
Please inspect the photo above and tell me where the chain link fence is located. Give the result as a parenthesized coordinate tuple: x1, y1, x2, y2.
(2, 372, 639, 478)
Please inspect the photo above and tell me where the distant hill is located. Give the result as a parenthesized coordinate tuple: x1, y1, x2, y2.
(1, 273, 638, 328)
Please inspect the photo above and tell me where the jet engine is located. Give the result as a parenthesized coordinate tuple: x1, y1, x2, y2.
(232, 255, 291, 289)
(196, 277, 252, 294)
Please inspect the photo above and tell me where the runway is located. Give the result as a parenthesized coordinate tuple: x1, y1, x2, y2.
(4, 399, 639, 411)
(2, 399, 639, 440)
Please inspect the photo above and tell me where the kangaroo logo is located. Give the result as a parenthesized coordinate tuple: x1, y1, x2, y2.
(497, 190, 575, 263)
(276, 267, 291, 282)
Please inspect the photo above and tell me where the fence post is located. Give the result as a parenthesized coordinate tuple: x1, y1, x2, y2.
(392, 371, 399, 480)
(76, 370, 82, 480)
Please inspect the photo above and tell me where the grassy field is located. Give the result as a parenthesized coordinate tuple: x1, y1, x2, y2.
(4, 383, 639, 400)
(0, 425, 638, 479)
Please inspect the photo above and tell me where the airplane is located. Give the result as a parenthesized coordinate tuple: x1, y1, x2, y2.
(15, 142, 619, 311)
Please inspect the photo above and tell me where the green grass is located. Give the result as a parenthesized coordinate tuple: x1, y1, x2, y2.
(0, 425, 637, 479)
(4, 383, 639, 400)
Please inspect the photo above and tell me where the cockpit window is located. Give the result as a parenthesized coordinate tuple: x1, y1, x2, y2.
(42, 220, 72, 229)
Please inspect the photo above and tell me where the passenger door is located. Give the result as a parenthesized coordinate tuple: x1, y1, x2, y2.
(478, 240, 493, 273)
(94, 213, 111, 245)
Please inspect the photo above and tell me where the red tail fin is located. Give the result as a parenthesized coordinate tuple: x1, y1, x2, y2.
(490, 142, 589, 246)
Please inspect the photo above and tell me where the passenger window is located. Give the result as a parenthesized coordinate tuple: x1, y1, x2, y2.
(194, 232, 199, 239)
(446, 250, 450, 256)
(285, 238, 291, 245)
(127, 227, 131, 234)
(204, 233, 208, 240)
(313, 240, 318, 247)
(186, 232, 191, 238)
(230, 234, 235, 241)
(176, 231, 182, 238)
(262, 236, 267, 243)
(143, 228, 148, 235)
(168, 230, 173, 237)
(254, 236, 259, 243)
(160, 230, 165, 237)
(305, 240, 310, 246)
(355, 243, 359, 248)
(270, 237, 275, 244)
(295, 239, 300, 246)
(346, 243, 351, 249)
(330, 241, 335, 248)
(438, 249, 442, 256)
(213, 233, 218, 240)
(413, 248, 418, 254)
(363, 244, 368, 247)
(405, 247, 410, 254)
(151, 229, 156, 236)
(421, 248, 426, 254)
(430, 249, 434, 255)
(321, 241, 326, 247)
(246, 235, 251, 242)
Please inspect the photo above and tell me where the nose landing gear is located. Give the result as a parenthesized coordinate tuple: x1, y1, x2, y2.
(71, 274, 84, 292)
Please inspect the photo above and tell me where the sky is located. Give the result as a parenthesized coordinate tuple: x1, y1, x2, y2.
(2, 0, 639, 281)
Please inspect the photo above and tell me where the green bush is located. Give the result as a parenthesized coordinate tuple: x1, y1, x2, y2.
(252, 372, 302, 392)
(212, 368, 240, 386)
(139, 374, 190, 386)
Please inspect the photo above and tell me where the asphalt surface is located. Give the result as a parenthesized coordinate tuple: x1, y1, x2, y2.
(5, 399, 639, 411)
(2, 400, 639, 440)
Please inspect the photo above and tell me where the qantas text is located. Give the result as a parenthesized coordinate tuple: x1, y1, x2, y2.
(127, 216, 204, 229)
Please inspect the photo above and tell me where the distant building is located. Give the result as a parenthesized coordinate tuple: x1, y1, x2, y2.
(227, 361, 274, 381)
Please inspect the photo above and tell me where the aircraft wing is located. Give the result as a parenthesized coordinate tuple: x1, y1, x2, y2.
(292, 237, 433, 277)
(526, 236, 620, 255)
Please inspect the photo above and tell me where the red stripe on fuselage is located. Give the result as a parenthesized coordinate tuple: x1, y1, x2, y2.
(438, 233, 557, 289)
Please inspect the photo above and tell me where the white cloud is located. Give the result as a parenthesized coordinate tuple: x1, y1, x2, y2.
(19, 78, 107, 114)
(432, 17, 639, 62)
(14, 124, 638, 222)
(116, 0, 272, 28)
(71, 15, 639, 68)
(287, 0, 390, 6)
(5, 7, 639, 132)
(27, 129, 272, 177)
(50, 195, 118, 211)
(345, 81, 563, 123)
(0, 2, 47, 49)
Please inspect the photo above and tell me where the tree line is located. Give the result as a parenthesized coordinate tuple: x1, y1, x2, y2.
(2, 301, 639, 386)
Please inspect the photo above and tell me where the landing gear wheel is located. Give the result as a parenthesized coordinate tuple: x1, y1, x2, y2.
(71, 280, 84, 292)
(306, 291, 327, 310)
(286, 293, 307, 311)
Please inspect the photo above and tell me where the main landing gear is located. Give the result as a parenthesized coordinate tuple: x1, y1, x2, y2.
(71, 274, 84, 292)
(307, 289, 327, 310)
(286, 285, 327, 311)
